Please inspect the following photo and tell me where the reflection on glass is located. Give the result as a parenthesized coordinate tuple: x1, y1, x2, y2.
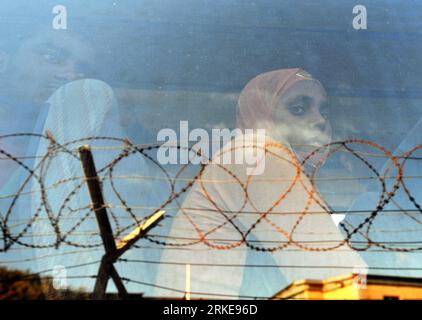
(154, 69, 366, 298)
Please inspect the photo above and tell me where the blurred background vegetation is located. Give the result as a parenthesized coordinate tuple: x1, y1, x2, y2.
(0, 267, 90, 300)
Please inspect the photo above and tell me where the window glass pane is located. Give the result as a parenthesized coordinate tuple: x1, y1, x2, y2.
(0, 0, 421, 299)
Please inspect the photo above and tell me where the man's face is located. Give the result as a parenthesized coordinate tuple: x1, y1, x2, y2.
(271, 80, 332, 148)
(11, 32, 94, 104)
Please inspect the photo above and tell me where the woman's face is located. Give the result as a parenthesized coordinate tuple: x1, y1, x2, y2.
(272, 80, 332, 148)
(10, 32, 93, 104)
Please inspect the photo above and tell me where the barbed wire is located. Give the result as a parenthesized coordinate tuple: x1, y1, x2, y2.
(0, 133, 421, 254)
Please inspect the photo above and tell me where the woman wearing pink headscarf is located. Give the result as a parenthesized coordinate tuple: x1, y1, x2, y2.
(153, 68, 365, 299)
(237, 68, 332, 160)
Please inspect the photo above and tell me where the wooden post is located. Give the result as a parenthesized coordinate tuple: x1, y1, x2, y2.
(79, 145, 126, 299)
(92, 257, 110, 299)
(79, 144, 165, 300)
(79, 145, 117, 254)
